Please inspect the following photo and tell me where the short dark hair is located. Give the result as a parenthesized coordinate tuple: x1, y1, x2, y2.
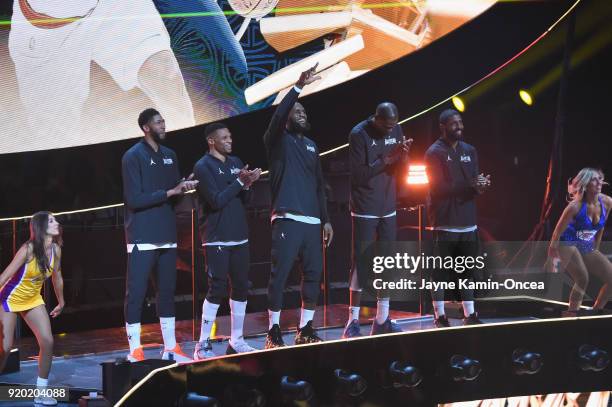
(138, 108, 160, 131)
(204, 122, 228, 138)
(439, 108, 460, 125)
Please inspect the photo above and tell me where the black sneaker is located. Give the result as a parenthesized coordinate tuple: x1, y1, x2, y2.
(434, 315, 451, 328)
(294, 321, 323, 345)
(462, 312, 483, 325)
(265, 324, 286, 349)
(370, 317, 403, 335)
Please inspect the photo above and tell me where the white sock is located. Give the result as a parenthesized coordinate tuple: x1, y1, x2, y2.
(375, 298, 390, 325)
(348, 306, 360, 325)
(433, 301, 445, 319)
(268, 310, 281, 330)
(230, 299, 247, 344)
(462, 301, 475, 317)
(199, 300, 220, 342)
(299, 308, 315, 329)
(160, 317, 176, 350)
(36, 377, 48, 389)
(126, 322, 141, 353)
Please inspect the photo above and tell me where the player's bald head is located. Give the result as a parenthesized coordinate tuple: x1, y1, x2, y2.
(372, 102, 399, 135)
(375, 102, 398, 120)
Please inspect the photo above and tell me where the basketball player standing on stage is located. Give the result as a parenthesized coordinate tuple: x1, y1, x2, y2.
(424, 109, 490, 327)
(343, 103, 413, 338)
(192, 123, 261, 359)
(122, 108, 198, 362)
(264, 65, 334, 348)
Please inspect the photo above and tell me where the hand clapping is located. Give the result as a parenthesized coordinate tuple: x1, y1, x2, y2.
(238, 165, 262, 188)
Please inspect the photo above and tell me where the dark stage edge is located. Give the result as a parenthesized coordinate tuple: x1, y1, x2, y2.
(1, 305, 420, 393)
(2, 298, 606, 405)
(1, 315, 536, 406)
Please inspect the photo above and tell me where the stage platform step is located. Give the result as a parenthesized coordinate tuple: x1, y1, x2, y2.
(15, 304, 419, 360)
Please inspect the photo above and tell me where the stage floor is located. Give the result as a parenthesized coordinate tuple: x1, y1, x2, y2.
(0, 303, 537, 398)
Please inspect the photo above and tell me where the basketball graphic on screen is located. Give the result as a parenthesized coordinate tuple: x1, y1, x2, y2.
(228, 0, 280, 19)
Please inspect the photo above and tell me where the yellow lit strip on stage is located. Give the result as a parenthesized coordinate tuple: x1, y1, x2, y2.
(0, 0, 582, 223)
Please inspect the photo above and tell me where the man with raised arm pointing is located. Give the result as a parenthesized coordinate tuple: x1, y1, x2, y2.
(263, 65, 334, 348)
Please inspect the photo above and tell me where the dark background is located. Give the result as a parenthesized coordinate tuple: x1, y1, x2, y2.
(0, 0, 611, 331)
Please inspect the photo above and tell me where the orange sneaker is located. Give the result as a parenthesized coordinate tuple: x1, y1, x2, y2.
(162, 343, 192, 363)
(127, 346, 144, 362)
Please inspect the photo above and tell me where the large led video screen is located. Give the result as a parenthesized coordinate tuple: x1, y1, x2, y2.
(440, 391, 612, 406)
(0, 0, 494, 154)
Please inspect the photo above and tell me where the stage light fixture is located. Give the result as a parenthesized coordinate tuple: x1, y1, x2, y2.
(452, 96, 465, 112)
(406, 164, 428, 185)
(333, 369, 367, 397)
(512, 349, 543, 375)
(578, 345, 609, 372)
(389, 361, 422, 388)
(450, 355, 481, 382)
(179, 392, 220, 407)
(519, 89, 533, 106)
(280, 376, 314, 402)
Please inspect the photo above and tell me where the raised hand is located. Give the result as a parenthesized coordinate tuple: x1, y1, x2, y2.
(297, 63, 322, 88)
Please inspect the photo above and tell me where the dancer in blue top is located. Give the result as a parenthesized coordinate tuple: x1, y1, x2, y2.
(549, 168, 612, 315)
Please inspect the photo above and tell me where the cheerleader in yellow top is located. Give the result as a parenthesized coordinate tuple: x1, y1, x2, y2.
(0, 212, 65, 406)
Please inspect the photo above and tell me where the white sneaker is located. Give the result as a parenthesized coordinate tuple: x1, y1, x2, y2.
(34, 395, 58, 405)
(227, 339, 256, 355)
(161, 343, 192, 363)
(193, 338, 216, 360)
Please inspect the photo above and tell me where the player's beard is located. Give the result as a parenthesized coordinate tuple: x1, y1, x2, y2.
(151, 130, 166, 144)
(289, 119, 311, 134)
(447, 130, 462, 142)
